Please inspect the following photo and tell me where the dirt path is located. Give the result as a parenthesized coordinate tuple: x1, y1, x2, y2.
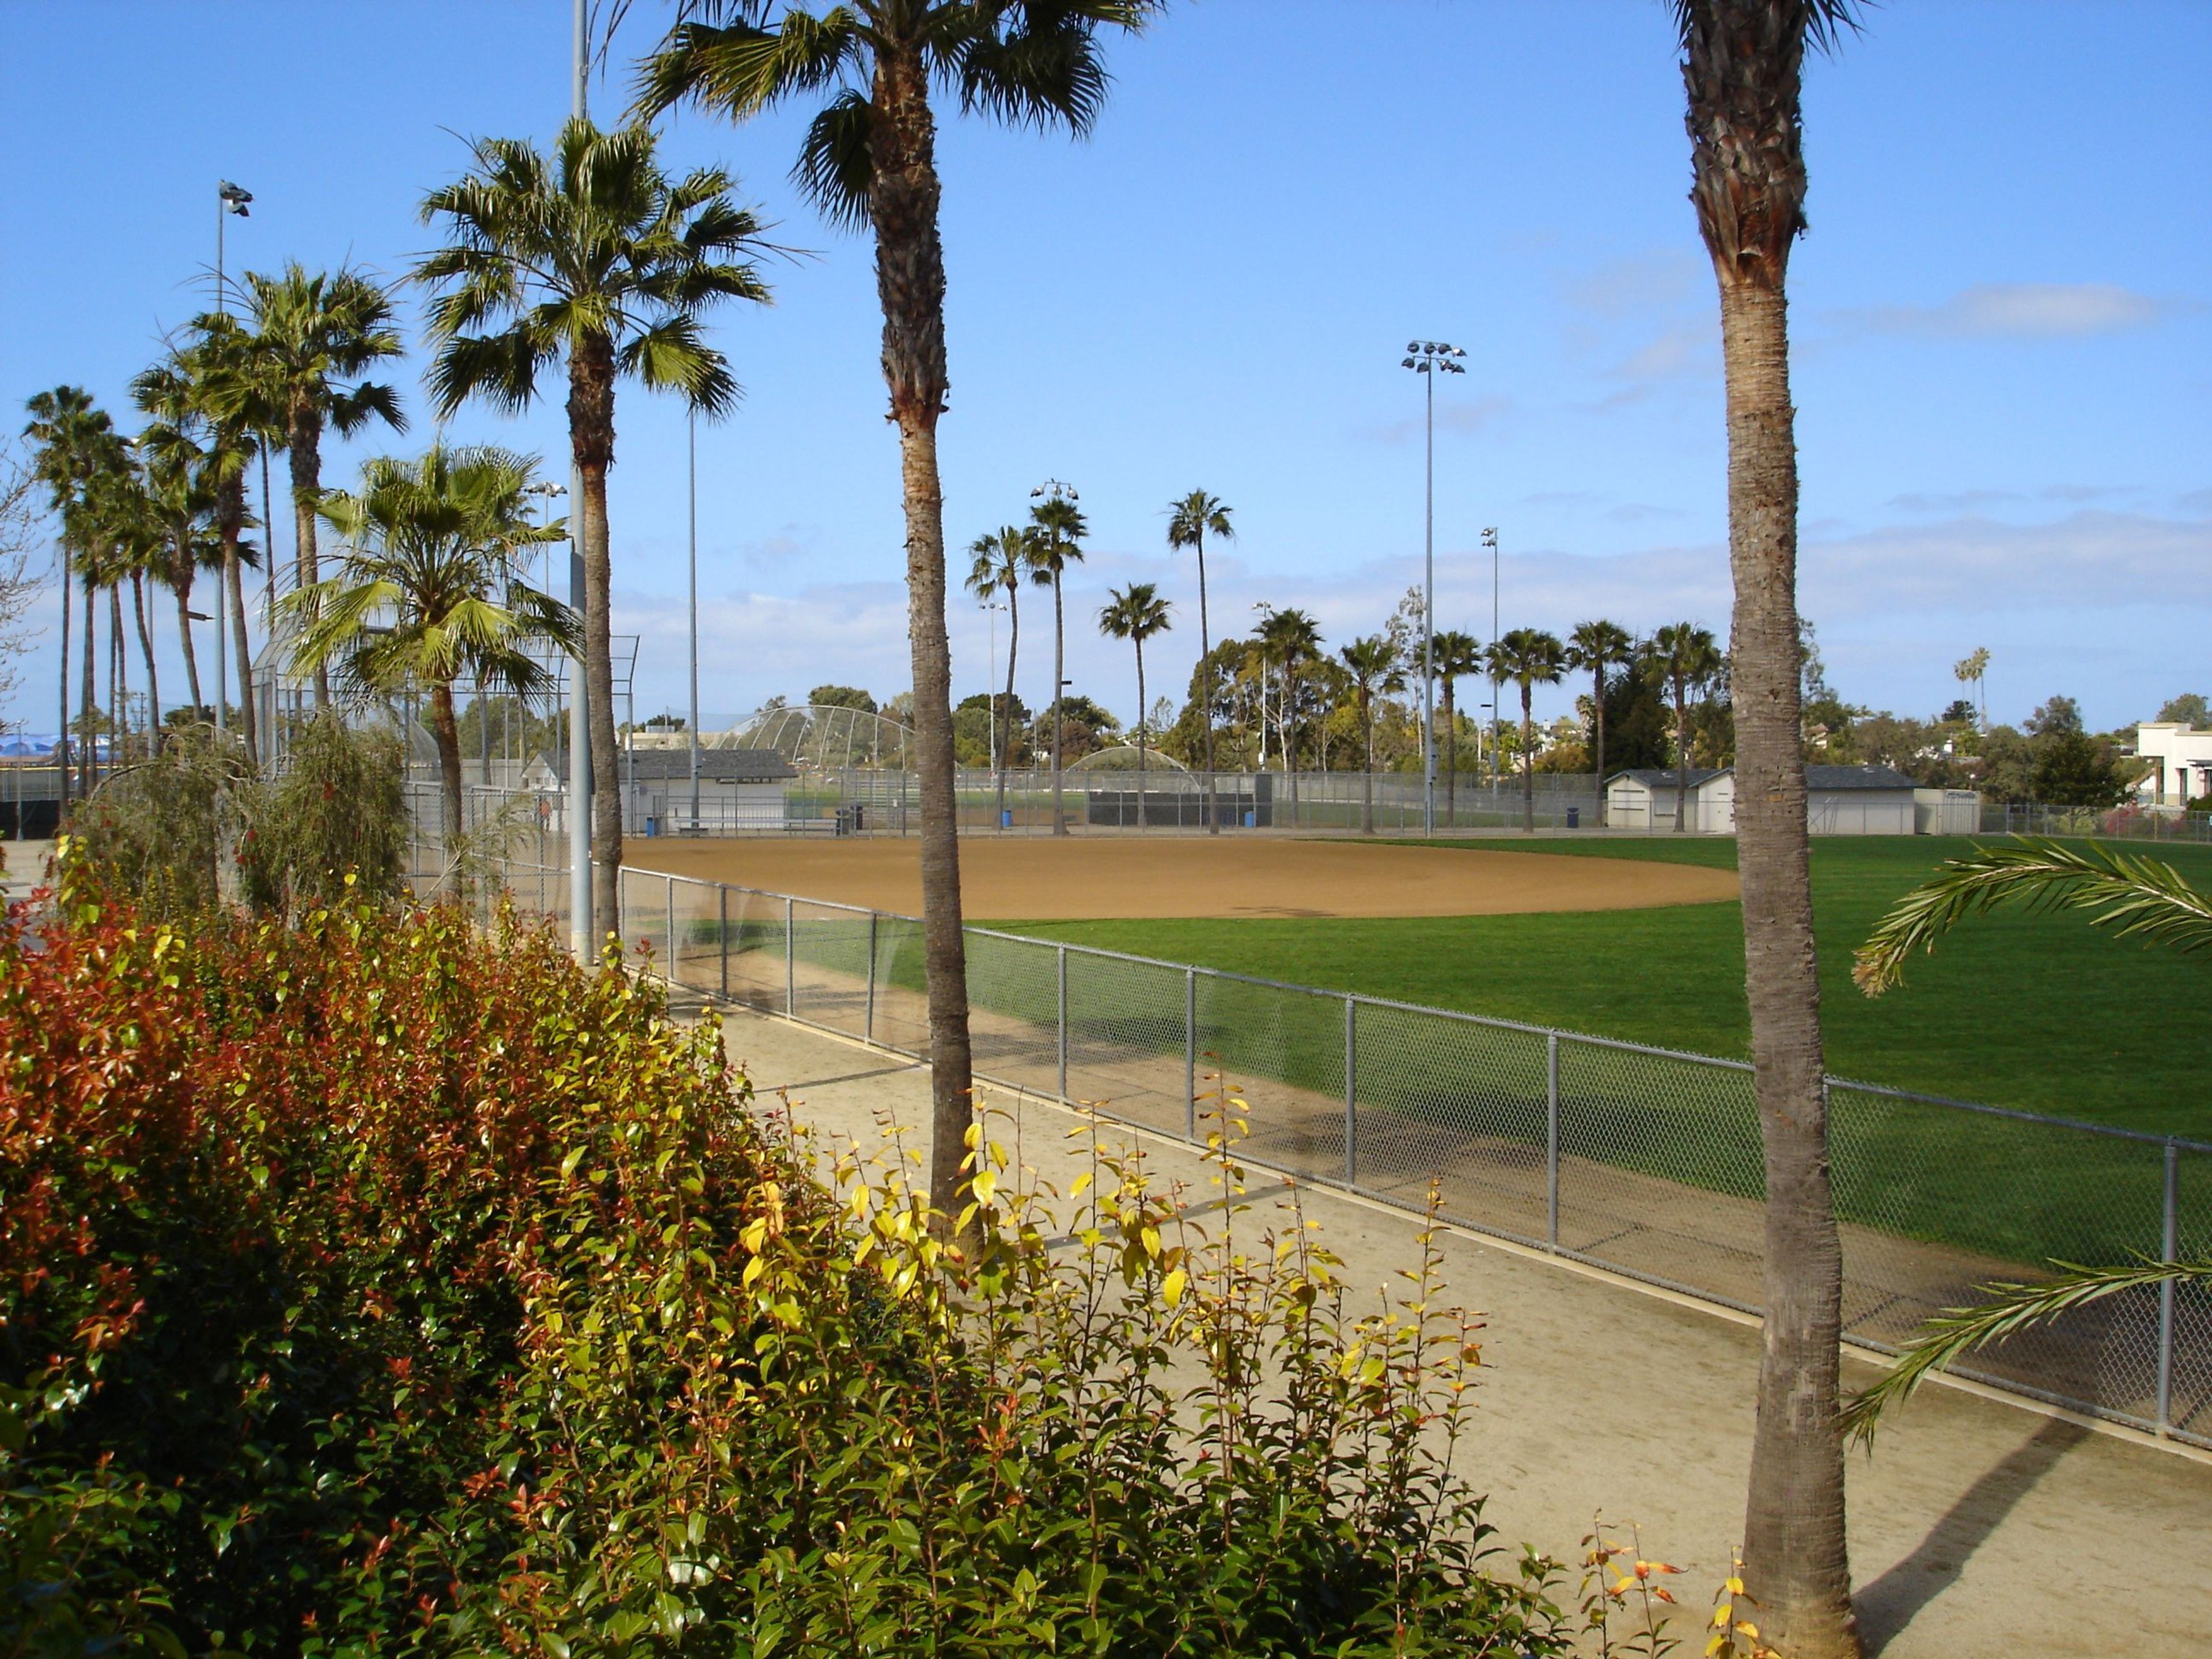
(626, 835, 1738, 921)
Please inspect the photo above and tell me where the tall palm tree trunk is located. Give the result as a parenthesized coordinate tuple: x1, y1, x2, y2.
(130, 573, 160, 752)
(172, 554, 204, 715)
(996, 588, 1018, 830)
(56, 558, 71, 807)
(1359, 698, 1374, 834)
(874, 46, 975, 1226)
(1673, 683, 1691, 831)
(287, 412, 330, 709)
(79, 574, 96, 793)
(1443, 680, 1457, 827)
(570, 334, 623, 950)
(1133, 637, 1149, 828)
(220, 471, 258, 764)
(108, 585, 126, 762)
(1520, 685, 1536, 834)
(1592, 665, 1608, 827)
(429, 677, 465, 863)
(1197, 539, 1217, 835)
(1050, 574, 1066, 836)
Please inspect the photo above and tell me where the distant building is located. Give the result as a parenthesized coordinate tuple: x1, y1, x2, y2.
(2133, 723, 2212, 810)
(1604, 763, 1970, 835)
(1604, 768, 1733, 832)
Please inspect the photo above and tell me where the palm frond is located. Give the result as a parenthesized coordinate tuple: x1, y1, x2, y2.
(1854, 837, 2212, 995)
(1840, 1255, 2211, 1445)
(794, 90, 876, 230)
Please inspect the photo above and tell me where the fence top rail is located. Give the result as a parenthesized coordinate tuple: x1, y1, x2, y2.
(543, 858, 2212, 1154)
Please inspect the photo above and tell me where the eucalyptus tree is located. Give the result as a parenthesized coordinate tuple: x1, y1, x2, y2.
(1568, 619, 1634, 825)
(1676, 3, 1866, 1649)
(1338, 634, 1402, 834)
(238, 263, 408, 710)
(1484, 627, 1566, 834)
(22, 386, 118, 800)
(1653, 622, 1723, 832)
(1098, 581, 1171, 823)
(964, 525, 1031, 825)
(1026, 494, 1086, 838)
(636, 0, 1155, 1224)
(1166, 488, 1233, 832)
(289, 445, 573, 847)
(1429, 628, 1482, 825)
(418, 119, 772, 948)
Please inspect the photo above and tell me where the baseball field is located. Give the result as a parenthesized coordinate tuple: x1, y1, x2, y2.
(624, 831, 2211, 1135)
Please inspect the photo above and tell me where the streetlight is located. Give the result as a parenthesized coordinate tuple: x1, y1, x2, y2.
(1482, 526, 1501, 786)
(213, 180, 251, 739)
(1402, 340, 1465, 836)
(687, 404, 700, 829)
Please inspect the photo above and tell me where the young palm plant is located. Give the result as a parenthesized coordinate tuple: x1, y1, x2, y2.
(1429, 628, 1482, 826)
(286, 445, 574, 858)
(1567, 618, 1633, 825)
(1027, 494, 1087, 839)
(1098, 581, 1171, 825)
(1676, 2, 1867, 1650)
(1652, 621, 1722, 832)
(1339, 634, 1403, 834)
(1484, 627, 1566, 834)
(964, 525, 1031, 828)
(635, 0, 1154, 1224)
(417, 119, 772, 949)
(1843, 838, 2212, 1439)
(1166, 488, 1233, 834)
(238, 264, 408, 710)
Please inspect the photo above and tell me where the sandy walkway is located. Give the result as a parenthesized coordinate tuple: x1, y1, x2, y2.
(624, 835, 1738, 921)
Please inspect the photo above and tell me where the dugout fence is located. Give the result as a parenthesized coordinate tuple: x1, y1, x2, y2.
(485, 855, 2211, 1449)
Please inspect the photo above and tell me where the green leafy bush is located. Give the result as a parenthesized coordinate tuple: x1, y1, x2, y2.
(2, 872, 1590, 1657)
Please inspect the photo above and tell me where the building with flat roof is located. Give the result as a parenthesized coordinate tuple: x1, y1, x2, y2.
(2133, 723, 2212, 811)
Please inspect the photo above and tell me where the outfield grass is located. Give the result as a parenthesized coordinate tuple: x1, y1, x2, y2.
(1009, 835, 2212, 1140)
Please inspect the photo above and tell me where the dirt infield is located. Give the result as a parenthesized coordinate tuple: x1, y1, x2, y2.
(622, 836, 1738, 921)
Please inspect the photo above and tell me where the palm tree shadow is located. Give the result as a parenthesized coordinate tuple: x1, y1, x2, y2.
(1855, 1418, 2088, 1653)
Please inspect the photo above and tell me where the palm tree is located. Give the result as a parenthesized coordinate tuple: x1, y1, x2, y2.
(1099, 582, 1172, 825)
(1843, 838, 2211, 1441)
(1954, 646, 1991, 728)
(1484, 628, 1566, 833)
(635, 0, 1154, 1225)
(1652, 622, 1723, 832)
(1027, 495, 1087, 838)
(1257, 607, 1321, 824)
(1339, 634, 1403, 834)
(92, 457, 168, 747)
(22, 387, 118, 802)
(1677, 2, 1866, 1649)
(1430, 628, 1482, 827)
(287, 445, 573, 848)
(965, 525, 1031, 828)
(238, 263, 408, 711)
(128, 395, 225, 718)
(418, 119, 772, 950)
(1568, 619, 1634, 826)
(1167, 489, 1233, 834)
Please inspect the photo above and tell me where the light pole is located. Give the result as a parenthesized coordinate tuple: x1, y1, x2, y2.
(687, 403, 700, 829)
(567, 0, 592, 959)
(1402, 342, 1464, 835)
(213, 181, 251, 738)
(1482, 525, 1500, 786)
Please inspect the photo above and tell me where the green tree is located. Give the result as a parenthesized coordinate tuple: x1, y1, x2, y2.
(2029, 729, 2123, 808)
(1676, 1, 1866, 1647)
(1484, 627, 1566, 833)
(1098, 581, 1172, 823)
(808, 683, 878, 713)
(1256, 606, 1321, 810)
(1427, 629, 1483, 825)
(2156, 692, 2208, 728)
(1027, 494, 1087, 839)
(287, 445, 573, 848)
(418, 118, 772, 948)
(1338, 635, 1403, 834)
(1167, 488, 1233, 833)
(1567, 619, 1634, 824)
(964, 525, 1031, 822)
(637, 0, 1153, 1226)
(1653, 622, 1724, 832)
(237, 264, 408, 711)
(91, 454, 171, 751)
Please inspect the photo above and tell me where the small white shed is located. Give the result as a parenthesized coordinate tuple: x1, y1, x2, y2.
(1604, 764, 1960, 835)
(1604, 768, 1733, 832)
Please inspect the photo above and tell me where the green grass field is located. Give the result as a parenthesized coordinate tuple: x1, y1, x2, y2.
(1007, 835, 2212, 1141)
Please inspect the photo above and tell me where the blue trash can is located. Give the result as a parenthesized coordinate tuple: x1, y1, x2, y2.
(1002, 808, 1012, 828)
(1567, 806, 1580, 828)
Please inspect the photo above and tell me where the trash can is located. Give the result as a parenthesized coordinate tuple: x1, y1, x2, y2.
(1001, 808, 1013, 828)
(1567, 806, 1580, 828)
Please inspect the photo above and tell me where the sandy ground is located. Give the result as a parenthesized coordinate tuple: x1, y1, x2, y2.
(710, 1005, 2211, 1658)
(624, 835, 1739, 921)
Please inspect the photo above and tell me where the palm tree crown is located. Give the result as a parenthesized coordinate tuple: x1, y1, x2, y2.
(1484, 627, 1567, 832)
(1099, 579, 1171, 823)
(1568, 618, 1634, 823)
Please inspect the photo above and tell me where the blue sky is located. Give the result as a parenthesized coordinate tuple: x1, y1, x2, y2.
(4, 0, 2207, 737)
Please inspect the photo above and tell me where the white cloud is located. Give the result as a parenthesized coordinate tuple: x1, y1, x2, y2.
(1844, 282, 2176, 340)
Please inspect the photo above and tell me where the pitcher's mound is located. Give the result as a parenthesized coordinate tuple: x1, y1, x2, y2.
(625, 837, 1737, 921)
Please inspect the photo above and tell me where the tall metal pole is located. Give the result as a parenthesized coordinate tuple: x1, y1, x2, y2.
(1485, 525, 1501, 786)
(568, 0, 593, 958)
(1421, 365, 1435, 835)
(688, 404, 700, 827)
(213, 192, 226, 736)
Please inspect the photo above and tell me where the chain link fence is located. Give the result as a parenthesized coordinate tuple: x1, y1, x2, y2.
(495, 858, 2211, 1448)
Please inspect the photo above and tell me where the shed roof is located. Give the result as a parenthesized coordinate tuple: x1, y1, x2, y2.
(1804, 764, 1917, 790)
(544, 747, 796, 783)
(1607, 768, 1729, 790)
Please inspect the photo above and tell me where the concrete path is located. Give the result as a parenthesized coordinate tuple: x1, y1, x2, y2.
(708, 1001, 2210, 1659)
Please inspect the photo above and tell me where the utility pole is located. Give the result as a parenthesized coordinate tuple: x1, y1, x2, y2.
(214, 181, 251, 738)
(1483, 526, 1501, 787)
(1402, 342, 1464, 835)
(688, 404, 700, 829)
(568, 0, 593, 960)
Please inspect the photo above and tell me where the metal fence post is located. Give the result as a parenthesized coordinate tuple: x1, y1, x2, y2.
(717, 885, 729, 999)
(1056, 944, 1069, 1101)
(865, 911, 878, 1043)
(1184, 967, 1198, 1140)
(784, 895, 796, 1016)
(2158, 1139, 2179, 1435)
(666, 875, 677, 984)
(1546, 1030, 1561, 1252)
(1343, 995, 1358, 1184)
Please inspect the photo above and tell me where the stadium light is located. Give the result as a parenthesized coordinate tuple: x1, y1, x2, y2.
(211, 180, 252, 740)
(1402, 341, 1465, 836)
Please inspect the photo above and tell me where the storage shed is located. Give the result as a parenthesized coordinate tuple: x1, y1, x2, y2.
(1603, 768, 1733, 832)
(527, 745, 798, 833)
(1604, 763, 1963, 835)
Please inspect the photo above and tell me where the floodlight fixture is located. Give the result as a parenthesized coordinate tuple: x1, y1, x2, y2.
(219, 180, 252, 216)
